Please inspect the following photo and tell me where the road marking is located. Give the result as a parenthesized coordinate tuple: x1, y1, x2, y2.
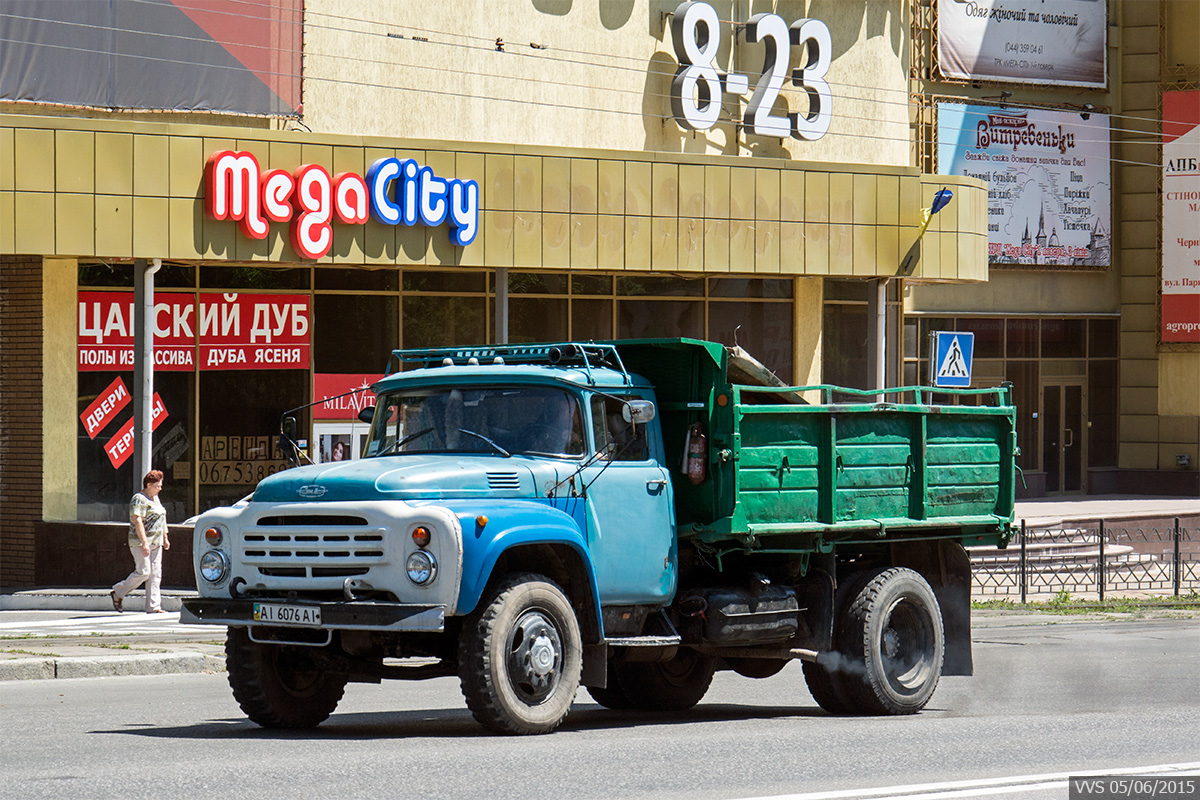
(734, 762, 1200, 800)
(0, 613, 213, 636)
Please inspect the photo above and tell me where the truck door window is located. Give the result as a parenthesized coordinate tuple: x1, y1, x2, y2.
(591, 396, 649, 462)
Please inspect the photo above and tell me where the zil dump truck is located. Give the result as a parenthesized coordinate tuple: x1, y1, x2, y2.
(183, 339, 1017, 735)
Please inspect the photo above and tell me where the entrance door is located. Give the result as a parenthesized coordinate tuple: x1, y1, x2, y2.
(1041, 381, 1086, 494)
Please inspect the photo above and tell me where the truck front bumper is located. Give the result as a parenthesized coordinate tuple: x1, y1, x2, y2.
(181, 598, 445, 632)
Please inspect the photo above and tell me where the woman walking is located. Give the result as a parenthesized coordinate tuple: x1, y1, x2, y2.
(111, 470, 171, 613)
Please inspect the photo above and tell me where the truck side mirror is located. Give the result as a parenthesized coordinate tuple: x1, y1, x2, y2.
(358, 405, 376, 424)
(278, 416, 300, 466)
(622, 400, 656, 424)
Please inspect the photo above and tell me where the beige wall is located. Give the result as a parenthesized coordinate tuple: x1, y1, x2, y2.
(42, 258, 77, 520)
(303, 1, 912, 167)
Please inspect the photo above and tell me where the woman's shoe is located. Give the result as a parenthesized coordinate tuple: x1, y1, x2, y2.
(110, 591, 123, 613)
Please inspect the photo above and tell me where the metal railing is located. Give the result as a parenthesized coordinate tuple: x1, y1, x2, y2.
(971, 518, 1199, 601)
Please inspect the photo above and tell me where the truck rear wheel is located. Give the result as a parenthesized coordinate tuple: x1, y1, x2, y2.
(225, 627, 347, 729)
(836, 567, 944, 715)
(458, 572, 582, 735)
(614, 648, 716, 711)
(586, 657, 636, 709)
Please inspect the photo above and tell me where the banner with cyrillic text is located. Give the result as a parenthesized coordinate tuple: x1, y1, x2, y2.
(1163, 91, 1200, 343)
(938, 103, 1111, 267)
(104, 393, 167, 468)
(78, 292, 311, 371)
(937, 0, 1106, 88)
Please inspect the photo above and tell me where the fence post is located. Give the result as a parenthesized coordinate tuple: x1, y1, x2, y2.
(1098, 521, 1106, 603)
(1174, 517, 1181, 597)
(1019, 520, 1027, 604)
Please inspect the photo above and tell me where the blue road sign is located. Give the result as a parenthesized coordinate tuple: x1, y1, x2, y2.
(933, 331, 974, 388)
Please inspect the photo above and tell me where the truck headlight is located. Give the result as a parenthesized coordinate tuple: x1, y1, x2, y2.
(406, 551, 437, 585)
(199, 550, 229, 583)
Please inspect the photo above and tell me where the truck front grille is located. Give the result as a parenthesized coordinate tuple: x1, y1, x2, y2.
(240, 524, 389, 579)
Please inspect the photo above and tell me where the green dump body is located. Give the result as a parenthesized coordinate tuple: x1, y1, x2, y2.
(612, 339, 1018, 553)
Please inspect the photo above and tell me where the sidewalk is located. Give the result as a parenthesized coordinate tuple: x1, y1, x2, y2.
(2, 494, 1197, 683)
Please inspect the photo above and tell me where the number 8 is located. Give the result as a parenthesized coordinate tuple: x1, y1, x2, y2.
(671, 1, 723, 131)
(790, 18, 832, 141)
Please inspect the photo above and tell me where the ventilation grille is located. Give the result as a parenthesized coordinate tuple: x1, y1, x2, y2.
(487, 472, 521, 490)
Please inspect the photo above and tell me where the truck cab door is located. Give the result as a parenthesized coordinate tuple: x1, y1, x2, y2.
(578, 395, 676, 605)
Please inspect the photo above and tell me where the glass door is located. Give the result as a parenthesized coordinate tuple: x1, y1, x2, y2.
(1041, 380, 1086, 494)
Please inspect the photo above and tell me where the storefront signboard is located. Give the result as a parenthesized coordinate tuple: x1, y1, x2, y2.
(936, 0, 1106, 88)
(205, 151, 479, 259)
(104, 393, 167, 468)
(937, 103, 1110, 267)
(314, 373, 381, 420)
(78, 292, 311, 370)
(1162, 91, 1200, 343)
(199, 435, 290, 485)
(667, 1, 833, 140)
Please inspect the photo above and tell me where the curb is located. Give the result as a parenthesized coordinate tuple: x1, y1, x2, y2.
(0, 652, 225, 681)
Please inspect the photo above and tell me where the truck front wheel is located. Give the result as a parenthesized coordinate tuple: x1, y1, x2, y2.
(836, 567, 944, 715)
(458, 572, 582, 735)
(225, 627, 347, 728)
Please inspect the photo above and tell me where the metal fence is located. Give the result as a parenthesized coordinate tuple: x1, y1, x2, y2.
(971, 519, 1199, 601)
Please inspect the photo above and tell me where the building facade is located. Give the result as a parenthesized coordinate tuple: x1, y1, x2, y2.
(0, 0, 1195, 587)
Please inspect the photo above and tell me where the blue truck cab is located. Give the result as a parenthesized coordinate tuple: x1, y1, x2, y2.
(184, 339, 1017, 735)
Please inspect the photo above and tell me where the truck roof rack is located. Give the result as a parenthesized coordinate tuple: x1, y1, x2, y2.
(388, 342, 632, 384)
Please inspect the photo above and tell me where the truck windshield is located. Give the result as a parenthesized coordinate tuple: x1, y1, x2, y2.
(364, 386, 585, 458)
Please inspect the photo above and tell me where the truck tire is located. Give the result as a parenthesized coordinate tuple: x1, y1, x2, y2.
(801, 655, 853, 714)
(586, 658, 637, 709)
(836, 567, 944, 715)
(225, 627, 347, 729)
(614, 648, 716, 711)
(458, 572, 582, 735)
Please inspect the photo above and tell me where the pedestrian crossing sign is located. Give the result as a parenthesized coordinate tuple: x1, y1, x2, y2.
(933, 332, 974, 388)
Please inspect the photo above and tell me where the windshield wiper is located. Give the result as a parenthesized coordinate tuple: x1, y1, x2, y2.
(377, 426, 434, 456)
(458, 428, 511, 457)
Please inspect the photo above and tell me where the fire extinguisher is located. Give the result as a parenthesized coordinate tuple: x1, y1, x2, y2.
(685, 422, 707, 485)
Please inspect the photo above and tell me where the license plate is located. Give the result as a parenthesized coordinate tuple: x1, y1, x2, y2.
(253, 602, 322, 627)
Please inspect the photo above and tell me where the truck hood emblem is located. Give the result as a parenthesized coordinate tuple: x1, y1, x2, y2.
(297, 484, 327, 499)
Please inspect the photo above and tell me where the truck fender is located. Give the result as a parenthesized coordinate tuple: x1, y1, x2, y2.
(450, 500, 603, 641)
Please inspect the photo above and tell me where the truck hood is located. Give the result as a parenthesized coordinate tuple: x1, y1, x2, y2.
(251, 455, 574, 502)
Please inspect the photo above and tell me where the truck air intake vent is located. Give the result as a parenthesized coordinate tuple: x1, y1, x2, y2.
(257, 515, 368, 526)
(487, 472, 521, 490)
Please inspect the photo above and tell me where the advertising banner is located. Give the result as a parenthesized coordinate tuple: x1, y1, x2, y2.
(314, 374, 382, 420)
(104, 393, 167, 469)
(938, 103, 1111, 267)
(78, 292, 310, 371)
(937, 0, 1106, 88)
(1162, 91, 1200, 343)
(80, 376, 131, 439)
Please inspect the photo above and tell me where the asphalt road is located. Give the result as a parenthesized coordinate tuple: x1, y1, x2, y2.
(1, 615, 1197, 800)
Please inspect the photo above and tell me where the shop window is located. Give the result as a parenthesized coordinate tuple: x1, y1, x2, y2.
(572, 275, 612, 295)
(1007, 360, 1040, 472)
(511, 272, 567, 294)
(316, 268, 398, 292)
(1041, 319, 1086, 359)
(1007, 319, 1038, 358)
(77, 372, 195, 522)
(198, 370, 307, 512)
(510, 297, 569, 343)
(403, 270, 486, 293)
(571, 299, 613, 340)
(619, 299, 703, 339)
(79, 262, 133, 287)
(709, 278, 793, 299)
(200, 265, 310, 290)
(822, 304, 869, 390)
(917, 318, 953, 361)
(709, 301, 793, 382)
(314, 294, 398, 374)
(616, 276, 704, 297)
(402, 295, 487, 349)
(1088, 319, 1118, 359)
(957, 318, 1003, 359)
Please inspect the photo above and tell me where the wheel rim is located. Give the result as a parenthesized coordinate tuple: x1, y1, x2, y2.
(879, 596, 937, 697)
(658, 649, 707, 687)
(506, 608, 563, 705)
